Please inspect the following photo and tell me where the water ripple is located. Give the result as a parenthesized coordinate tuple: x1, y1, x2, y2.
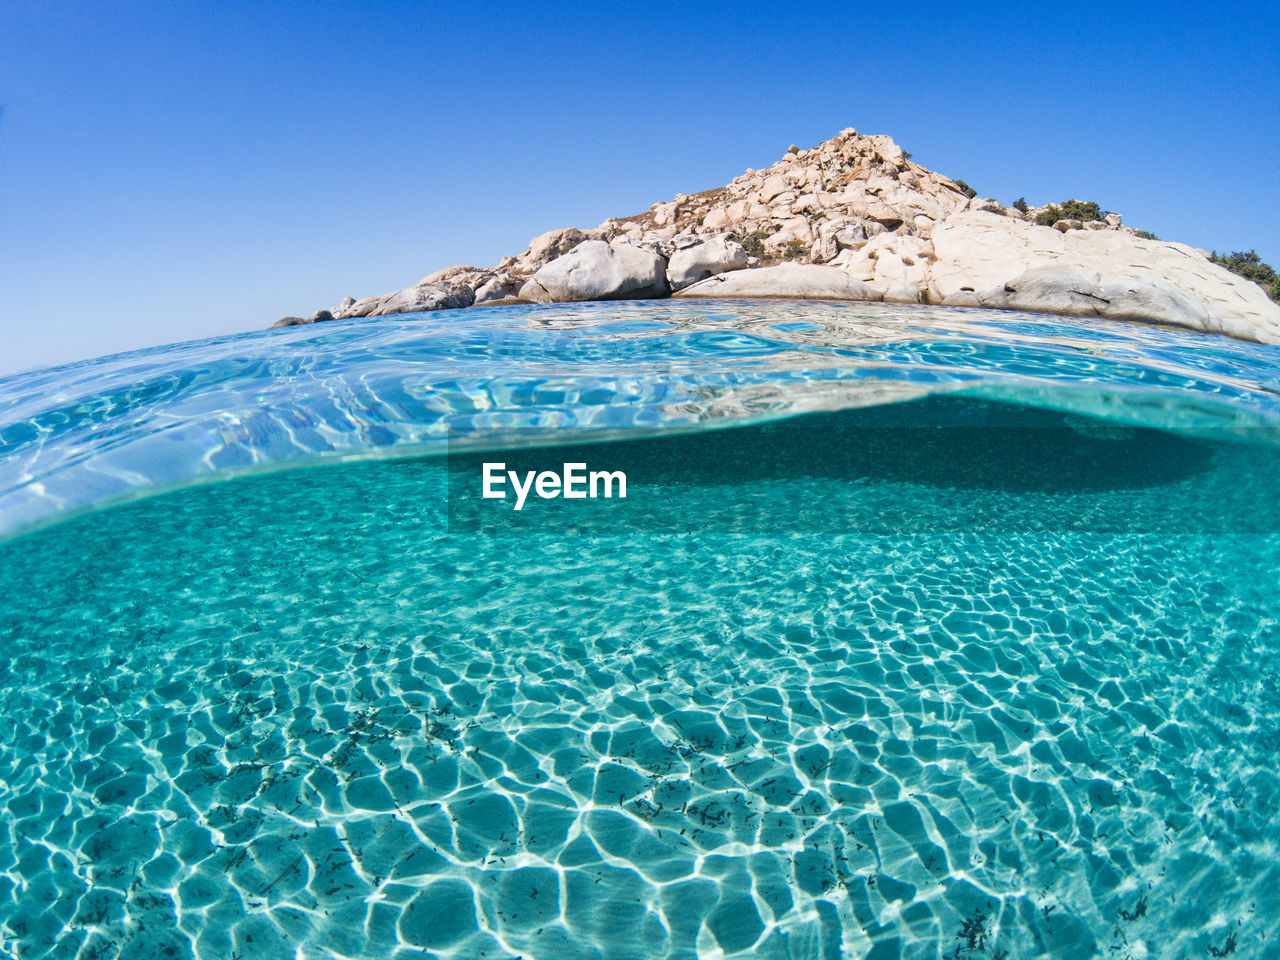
(2, 300, 1280, 538)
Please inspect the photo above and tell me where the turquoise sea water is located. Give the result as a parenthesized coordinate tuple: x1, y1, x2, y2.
(2, 300, 1279, 958)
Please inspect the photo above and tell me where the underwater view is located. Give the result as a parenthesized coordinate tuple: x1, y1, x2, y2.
(2, 300, 1279, 959)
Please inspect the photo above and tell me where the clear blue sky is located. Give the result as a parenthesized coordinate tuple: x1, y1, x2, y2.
(2, 1, 1277, 375)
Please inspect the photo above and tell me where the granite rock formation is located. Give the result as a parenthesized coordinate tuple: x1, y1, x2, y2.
(276, 129, 1280, 344)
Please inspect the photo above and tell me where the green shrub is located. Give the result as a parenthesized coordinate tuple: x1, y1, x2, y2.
(1062, 199, 1107, 222)
(1132, 229, 1158, 241)
(1210, 249, 1277, 284)
(782, 241, 807, 260)
(1211, 250, 1280, 300)
(954, 179, 978, 199)
(732, 231, 768, 259)
(1012, 197, 1029, 213)
(557, 237, 582, 256)
(1034, 199, 1106, 226)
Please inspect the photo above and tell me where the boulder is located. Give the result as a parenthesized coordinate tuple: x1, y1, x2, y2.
(832, 220, 870, 249)
(519, 240, 669, 302)
(702, 207, 732, 229)
(666, 237, 751, 290)
(368, 282, 475, 316)
(866, 133, 906, 166)
(473, 275, 524, 304)
(811, 234, 839, 263)
(857, 234, 933, 292)
(792, 193, 821, 214)
(764, 218, 815, 249)
(651, 201, 678, 227)
(522, 227, 589, 271)
(271, 309, 334, 328)
(929, 211, 1280, 342)
(633, 236, 679, 260)
(674, 263, 884, 301)
(420, 264, 477, 284)
(335, 295, 381, 319)
(964, 264, 1217, 330)
(759, 174, 790, 202)
(884, 283, 923, 303)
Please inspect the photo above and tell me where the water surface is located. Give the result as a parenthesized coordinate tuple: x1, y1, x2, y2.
(1, 301, 1277, 958)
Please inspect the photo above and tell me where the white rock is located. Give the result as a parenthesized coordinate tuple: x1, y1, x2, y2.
(861, 233, 932, 289)
(811, 234, 839, 263)
(527, 227, 585, 263)
(837, 251, 877, 281)
(474, 275, 523, 304)
(634, 236, 677, 259)
(954, 263, 1217, 329)
(651, 201, 678, 227)
(833, 221, 870, 249)
(285, 127, 1280, 344)
(883, 284, 923, 303)
(792, 194, 821, 214)
(419, 264, 475, 284)
(369, 282, 475, 316)
(702, 207, 731, 229)
(759, 174, 790, 202)
(519, 240, 669, 303)
(666, 237, 751, 291)
(765, 218, 815, 249)
(335, 295, 381, 319)
(929, 211, 1280, 342)
(674, 264, 883, 301)
(866, 134, 906, 166)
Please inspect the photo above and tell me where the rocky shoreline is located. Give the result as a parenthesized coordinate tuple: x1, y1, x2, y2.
(274, 129, 1280, 345)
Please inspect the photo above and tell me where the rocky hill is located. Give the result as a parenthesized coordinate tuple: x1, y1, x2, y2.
(275, 129, 1280, 345)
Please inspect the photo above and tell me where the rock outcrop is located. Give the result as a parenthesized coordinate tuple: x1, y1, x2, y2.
(675, 264, 882, 301)
(283, 128, 1280, 344)
(928, 212, 1280, 342)
(271, 309, 334, 328)
(368, 283, 475, 317)
(667, 237, 751, 291)
(517, 240, 669, 303)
